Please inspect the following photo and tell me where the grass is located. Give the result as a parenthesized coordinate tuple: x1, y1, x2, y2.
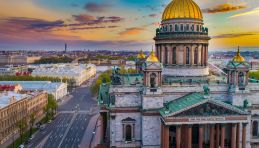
(7, 128, 37, 148)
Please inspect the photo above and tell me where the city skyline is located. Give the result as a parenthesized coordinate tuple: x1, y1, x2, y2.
(1, 0, 259, 51)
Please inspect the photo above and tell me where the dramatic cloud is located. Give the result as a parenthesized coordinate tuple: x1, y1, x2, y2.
(70, 25, 119, 31)
(119, 27, 144, 36)
(212, 32, 259, 39)
(0, 17, 64, 31)
(72, 14, 123, 26)
(84, 2, 110, 12)
(202, 3, 246, 14)
(230, 7, 259, 18)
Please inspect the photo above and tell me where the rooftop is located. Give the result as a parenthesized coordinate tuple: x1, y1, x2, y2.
(31, 63, 95, 77)
(0, 91, 27, 108)
(0, 81, 65, 93)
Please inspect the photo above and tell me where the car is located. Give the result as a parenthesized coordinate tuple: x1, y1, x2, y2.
(47, 120, 52, 124)
(29, 137, 33, 141)
(19, 144, 25, 148)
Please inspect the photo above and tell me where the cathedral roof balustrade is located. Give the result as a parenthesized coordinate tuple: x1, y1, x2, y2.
(156, 27, 209, 34)
(155, 31, 210, 40)
(161, 83, 229, 94)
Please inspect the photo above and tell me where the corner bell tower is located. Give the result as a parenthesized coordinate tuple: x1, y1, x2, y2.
(143, 50, 162, 88)
(226, 47, 250, 92)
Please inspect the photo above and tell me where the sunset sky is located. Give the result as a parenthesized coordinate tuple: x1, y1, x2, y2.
(1, 0, 259, 51)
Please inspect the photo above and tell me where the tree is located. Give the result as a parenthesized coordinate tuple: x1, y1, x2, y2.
(29, 112, 36, 137)
(90, 70, 112, 95)
(90, 66, 137, 95)
(44, 94, 58, 121)
(16, 118, 27, 144)
(249, 70, 259, 80)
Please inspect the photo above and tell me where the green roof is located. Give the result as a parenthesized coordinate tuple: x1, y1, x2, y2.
(226, 61, 250, 69)
(160, 92, 205, 116)
(160, 92, 248, 117)
(119, 74, 143, 85)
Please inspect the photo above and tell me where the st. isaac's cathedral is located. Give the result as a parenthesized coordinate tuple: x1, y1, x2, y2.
(98, 0, 259, 147)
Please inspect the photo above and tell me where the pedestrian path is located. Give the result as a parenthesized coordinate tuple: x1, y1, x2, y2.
(79, 114, 100, 148)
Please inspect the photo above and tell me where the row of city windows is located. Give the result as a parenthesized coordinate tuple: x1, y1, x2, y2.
(162, 24, 203, 32)
(0, 112, 26, 129)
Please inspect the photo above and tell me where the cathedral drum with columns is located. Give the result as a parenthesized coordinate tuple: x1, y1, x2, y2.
(97, 0, 259, 148)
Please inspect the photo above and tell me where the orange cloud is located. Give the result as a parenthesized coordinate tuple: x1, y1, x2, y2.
(203, 3, 246, 14)
(119, 27, 143, 36)
(230, 7, 259, 18)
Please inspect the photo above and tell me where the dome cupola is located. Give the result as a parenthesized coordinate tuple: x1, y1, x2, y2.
(137, 50, 146, 59)
(232, 47, 245, 62)
(162, 0, 203, 21)
(146, 50, 159, 62)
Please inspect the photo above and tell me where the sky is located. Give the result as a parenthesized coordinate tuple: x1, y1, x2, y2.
(0, 0, 259, 51)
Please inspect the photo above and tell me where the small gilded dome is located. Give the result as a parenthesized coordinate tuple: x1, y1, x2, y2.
(146, 50, 159, 62)
(137, 50, 146, 59)
(232, 47, 245, 62)
(162, 0, 203, 21)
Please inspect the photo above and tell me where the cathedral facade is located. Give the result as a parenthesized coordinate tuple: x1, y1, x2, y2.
(98, 0, 259, 148)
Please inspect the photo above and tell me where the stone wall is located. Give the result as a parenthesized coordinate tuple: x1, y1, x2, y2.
(142, 95, 163, 110)
(142, 116, 161, 148)
(115, 94, 141, 107)
(163, 67, 209, 76)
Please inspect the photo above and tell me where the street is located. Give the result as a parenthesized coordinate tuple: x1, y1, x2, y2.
(27, 78, 98, 148)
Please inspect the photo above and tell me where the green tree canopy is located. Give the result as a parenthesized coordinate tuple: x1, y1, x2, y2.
(249, 70, 259, 80)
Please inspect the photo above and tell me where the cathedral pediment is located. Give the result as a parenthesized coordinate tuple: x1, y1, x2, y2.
(160, 92, 249, 118)
(174, 102, 241, 117)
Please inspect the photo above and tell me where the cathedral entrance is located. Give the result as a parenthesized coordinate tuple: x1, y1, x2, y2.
(165, 123, 246, 148)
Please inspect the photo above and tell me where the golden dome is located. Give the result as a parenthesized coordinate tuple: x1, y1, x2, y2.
(137, 50, 146, 59)
(232, 47, 245, 62)
(146, 50, 159, 62)
(162, 0, 203, 21)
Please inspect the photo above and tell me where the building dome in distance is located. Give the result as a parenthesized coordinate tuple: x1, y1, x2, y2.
(137, 50, 146, 59)
(146, 50, 159, 62)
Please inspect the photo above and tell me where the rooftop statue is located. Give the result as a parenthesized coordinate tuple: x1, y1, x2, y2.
(111, 67, 121, 85)
(203, 85, 210, 96)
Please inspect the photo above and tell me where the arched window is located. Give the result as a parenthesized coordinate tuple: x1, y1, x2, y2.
(196, 25, 199, 32)
(181, 24, 183, 31)
(186, 47, 190, 65)
(191, 25, 194, 31)
(150, 73, 157, 88)
(238, 72, 245, 86)
(122, 117, 135, 142)
(126, 125, 132, 141)
(173, 47, 177, 64)
(186, 24, 189, 31)
(194, 48, 198, 65)
(253, 121, 258, 137)
(175, 24, 178, 32)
